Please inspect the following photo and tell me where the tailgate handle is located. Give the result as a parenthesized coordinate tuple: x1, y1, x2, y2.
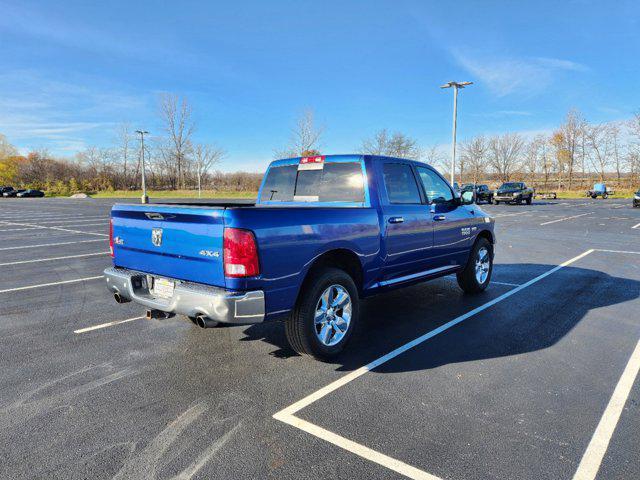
(388, 216, 404, 224)
(433, 214, 446, 221)
(145, 212, 165, 220)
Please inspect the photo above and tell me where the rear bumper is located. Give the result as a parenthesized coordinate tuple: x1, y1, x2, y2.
(103, 267, 265, 324)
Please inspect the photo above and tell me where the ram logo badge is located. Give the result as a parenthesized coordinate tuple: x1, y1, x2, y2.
(151, 228, 163, 247)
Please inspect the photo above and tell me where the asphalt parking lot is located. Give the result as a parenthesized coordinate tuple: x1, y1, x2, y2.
(0, 197, 638, 480)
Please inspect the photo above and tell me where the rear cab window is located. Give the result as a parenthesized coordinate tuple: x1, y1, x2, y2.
(259, 158, 366, 205)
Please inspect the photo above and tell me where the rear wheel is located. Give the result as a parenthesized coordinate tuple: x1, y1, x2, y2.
(526, 195, 532, 205)
(603, 193, 608, 199)
(494, 200, 500, 205)
(457, 238, 493, 293)
(285, 268, 359, 359)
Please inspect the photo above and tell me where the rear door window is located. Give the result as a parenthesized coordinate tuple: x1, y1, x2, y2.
(382, 163, 422, 204)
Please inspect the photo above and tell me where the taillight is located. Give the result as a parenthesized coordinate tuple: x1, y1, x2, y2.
(109, 219, 114, 257)
(223, 228, 259, 277)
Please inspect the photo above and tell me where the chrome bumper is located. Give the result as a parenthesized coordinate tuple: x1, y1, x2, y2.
(494, 195, 519, 201)
(103, 267, 265, 324)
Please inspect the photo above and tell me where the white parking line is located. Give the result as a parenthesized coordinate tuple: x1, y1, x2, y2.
(0, 252, 108, 267)
(273, 249, 595, 480)
(0, 223, 107, 232)
(0, 239, 107, 251)
(540, 212, 592, 225)
(632, 222, 640, 229)
(0, 275, 103, 294)
(492, 211, 530, 218)
(573, 338, 640, 480)
(0, 221, 108, 237)
(31, 217, 108, 224)
(491, 281, 521, 287)
(74, 316, 145, 334)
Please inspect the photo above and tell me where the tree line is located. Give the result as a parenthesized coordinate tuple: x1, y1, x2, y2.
(1, 101, 639, 195)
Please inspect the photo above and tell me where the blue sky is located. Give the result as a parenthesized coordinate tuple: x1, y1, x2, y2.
(1, 0, 638, 171)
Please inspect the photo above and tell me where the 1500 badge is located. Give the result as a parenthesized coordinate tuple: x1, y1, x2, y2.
(461, 226, 477, 236)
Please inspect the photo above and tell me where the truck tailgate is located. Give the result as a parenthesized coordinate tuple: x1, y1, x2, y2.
(111, 204, 226, 287)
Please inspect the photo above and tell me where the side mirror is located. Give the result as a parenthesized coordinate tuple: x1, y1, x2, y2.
(461, 190, 474, 205)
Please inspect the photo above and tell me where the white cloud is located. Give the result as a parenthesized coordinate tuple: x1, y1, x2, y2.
(450, 49, 588, 97)
(0, 71, 150, 155)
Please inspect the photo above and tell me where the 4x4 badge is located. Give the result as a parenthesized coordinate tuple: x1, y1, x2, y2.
(151, 228, 163, 247)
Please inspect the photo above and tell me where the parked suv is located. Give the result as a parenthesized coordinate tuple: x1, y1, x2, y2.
(634, 189, 640, 208)
(494, 182, 534, 205)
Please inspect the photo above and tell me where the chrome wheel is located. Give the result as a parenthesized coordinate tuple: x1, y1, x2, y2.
(314, 284, 352, 346)
(475, 247, 490, 284)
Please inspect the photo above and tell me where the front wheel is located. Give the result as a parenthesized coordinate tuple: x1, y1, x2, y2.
(285, 268, 359, 359)
(457, 238, 493, 293)
(526, 196, 532, 205)
(494, 200, 500, 205)
(603, 193, 608, 199)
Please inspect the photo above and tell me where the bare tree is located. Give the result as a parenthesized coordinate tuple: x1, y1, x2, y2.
(193, 143, 225, 197)
(460, 136, 487, 184)
(360, 129, 421, 159)
(585, 123, 614, 183)
(627, 113, 640, 185)
(610, 124, 622, 184)
(0, 133, 18, 159)
(550, 109, 585, 190)
(488, 133, 524, 182)
(159, 93, 195, 189)
(113, 123, 133, 189)
(276, 109, 323, 158)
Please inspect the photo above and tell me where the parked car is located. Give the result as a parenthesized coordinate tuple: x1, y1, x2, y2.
(3, 189, 25, 198)
(462, 183, 494, 204)
(493, 182, 534, 205)
(0, 186, 15, 197)
(16, 189, 45, 198)
(105, 154, 496, 359)
(633, 189, 640, 208)
(587, 183, 613, 199)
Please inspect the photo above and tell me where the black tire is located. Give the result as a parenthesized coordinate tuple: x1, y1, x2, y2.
(285, 267, 359, 359)
(456, 237, 493, 294)
(603, 193, 608, 199)
(591, 194, 597, 199)
(494, 200, 500, 205)
(526, 195, 532, 205)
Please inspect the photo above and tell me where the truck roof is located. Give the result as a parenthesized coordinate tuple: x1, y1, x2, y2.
(270, 154, 428, 168)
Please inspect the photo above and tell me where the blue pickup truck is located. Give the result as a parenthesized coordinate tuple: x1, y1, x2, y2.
(105, 155, 495, 359)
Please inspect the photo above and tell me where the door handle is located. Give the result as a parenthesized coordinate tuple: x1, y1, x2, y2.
(433, 214, 446, 221)
(388, 216, 404, 224)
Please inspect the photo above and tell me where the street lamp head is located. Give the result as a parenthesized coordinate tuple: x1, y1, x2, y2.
(135, 130, 149, 135)
(440, 81, 473, 89)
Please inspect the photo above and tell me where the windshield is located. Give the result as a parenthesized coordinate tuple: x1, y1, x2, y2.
(260, 162, 365, 203)
(499, 183, 522, 189)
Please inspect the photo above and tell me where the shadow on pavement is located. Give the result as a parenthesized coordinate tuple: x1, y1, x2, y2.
(240, 264, 640, 372)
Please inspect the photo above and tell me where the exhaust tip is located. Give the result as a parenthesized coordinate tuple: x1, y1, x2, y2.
(196, 315, 219, 328)
(114, 292, 130, 304)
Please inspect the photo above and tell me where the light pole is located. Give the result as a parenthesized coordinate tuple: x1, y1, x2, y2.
(440, 81, 472, 186)
(135, 130, 149, 204)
